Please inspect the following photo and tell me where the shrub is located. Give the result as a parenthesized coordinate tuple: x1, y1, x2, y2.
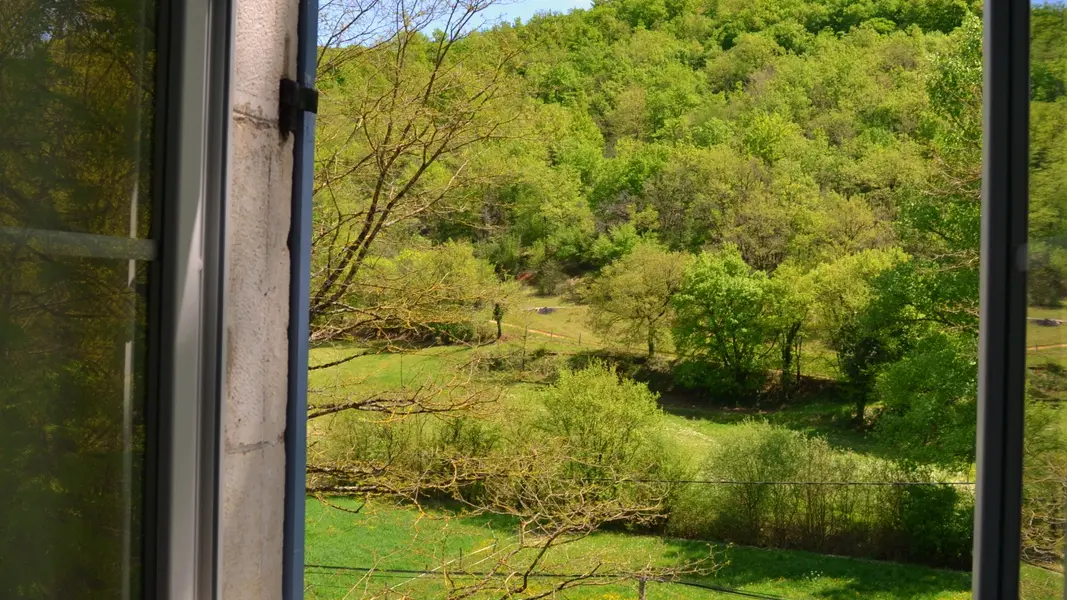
(317, 409, 504, 478)
(426, 320, 478, 343)
(1021, 399, 1067, 566)
(898, 476, 974, 566)
(667, 421, 973, 568)
(536, 363, 687, 525)
(873, 332, 978, 464)
(538, 362, 673, 478)
(534, 259, 566, 296)
(344, 242, 504, 343)
(435, 415, 502, 459)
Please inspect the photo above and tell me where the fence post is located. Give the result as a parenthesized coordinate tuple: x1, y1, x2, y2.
(522, 325, 529, 371)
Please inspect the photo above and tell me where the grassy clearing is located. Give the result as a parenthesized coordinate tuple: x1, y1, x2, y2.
(1028, 307, 1067, 349)
(307, 340, 884, 467)
(1026, 346, 1067, 401)
(309, 344, 465, 393)
(305, 301, 1064, 598)
(306, 498, 1064, 600)
(503, 292, 603, 346)
(655, 394, 885, 461)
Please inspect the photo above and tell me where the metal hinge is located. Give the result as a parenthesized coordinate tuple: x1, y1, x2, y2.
(279, 78, 319, 138)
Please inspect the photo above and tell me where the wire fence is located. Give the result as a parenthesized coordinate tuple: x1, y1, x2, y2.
(593, 477, 975, 486)
(665, 478, 975, 569)
(303, 479, 979, 600)
(304, 563, 793, 599)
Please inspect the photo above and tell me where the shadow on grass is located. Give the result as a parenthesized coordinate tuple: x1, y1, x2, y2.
(562, 350, 895, 459)
(307, 497, 983, 600)
(660, 537, 971, 599)
(655, 390, 903, 459)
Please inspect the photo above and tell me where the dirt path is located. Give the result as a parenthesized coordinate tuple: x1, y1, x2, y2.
(490, 321, 575, 341)
(1029, 342, 1067, 352)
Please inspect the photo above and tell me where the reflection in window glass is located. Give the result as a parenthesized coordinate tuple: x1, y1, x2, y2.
(1025, 3, 1067, 598)
(0, 0, 156, 596)
(0, 0, 155, 238)
(304, 1, 989, 598)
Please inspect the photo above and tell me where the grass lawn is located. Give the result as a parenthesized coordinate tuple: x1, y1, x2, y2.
(508, 292, 599, 342)
(1026, 346, 1067, 401)
(305, 498, 1061, 600)
(308, 338, 892, 467)
(655, 394, 886, 460)
(304, 298, 1064, 598)
(1028, 307, 1067, 349)
(309, 344, 466, 393)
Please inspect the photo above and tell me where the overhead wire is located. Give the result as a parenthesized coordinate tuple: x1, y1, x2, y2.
(304, 563, 796, 599)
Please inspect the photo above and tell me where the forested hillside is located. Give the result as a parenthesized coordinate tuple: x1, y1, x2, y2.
(306, 0, 1067, 595)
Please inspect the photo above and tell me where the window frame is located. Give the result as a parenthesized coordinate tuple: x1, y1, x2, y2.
(974, 0, 1030, 597)
(283, 0, 319, 596)
(150, 0, 233, 596)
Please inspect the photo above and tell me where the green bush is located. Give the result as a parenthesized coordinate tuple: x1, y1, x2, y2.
(435, 415, 502, 459)
(317, 409, 503, 477)
(873, 332, 978, 465)
(425, 320, 478, 343)
(315, 364, 688, 532)
(535, 363, 688, 525)
(672, 358, 770, 401)
(538, 362, 677, 479)
(667, 421, 973, 568)
(1021, 400, 1067, 566)
(534, 259, 566, 296)
(898, 478, 974, 567)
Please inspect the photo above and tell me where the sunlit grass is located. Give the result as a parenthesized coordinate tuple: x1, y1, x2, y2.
(304, 497, 1036, 600)
(504, 290, 603, 348)
(304, 301, 1067, 600)
(1028, 306, 1067, 349)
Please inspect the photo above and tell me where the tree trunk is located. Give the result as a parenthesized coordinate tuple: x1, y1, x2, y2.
(780, 322, 802, 400)
(647, 330, 655, 359)
(493, 303, 504, 339)
(854, 395, 867, 428)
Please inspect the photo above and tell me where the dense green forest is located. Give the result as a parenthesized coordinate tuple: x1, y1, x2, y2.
(305, 0, 1067, 596)
(312, 0, 1067, 461)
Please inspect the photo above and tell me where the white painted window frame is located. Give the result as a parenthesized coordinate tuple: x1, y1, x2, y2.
(152, 0, 233, 597)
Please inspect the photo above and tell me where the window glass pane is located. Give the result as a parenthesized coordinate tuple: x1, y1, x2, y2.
(0, 253, 149, 597)
(0, 0, 157, 596)
(1025, 2, 1067, 597)
(0, 0, 156, 239)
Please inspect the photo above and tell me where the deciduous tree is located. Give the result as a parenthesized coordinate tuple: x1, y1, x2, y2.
(586, 242, 688, 358)
(671, 246, 779, 397)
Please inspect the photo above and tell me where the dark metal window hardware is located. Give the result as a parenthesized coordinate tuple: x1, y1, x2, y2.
(279, 78, 319, 138)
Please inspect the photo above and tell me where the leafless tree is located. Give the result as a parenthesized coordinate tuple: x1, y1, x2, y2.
(311, 0, 526, 341)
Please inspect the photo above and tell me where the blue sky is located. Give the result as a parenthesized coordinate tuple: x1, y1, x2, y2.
(409, 0, 592, 38)
(479, 0, 593, 25)
(321, 0, 594, 47)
